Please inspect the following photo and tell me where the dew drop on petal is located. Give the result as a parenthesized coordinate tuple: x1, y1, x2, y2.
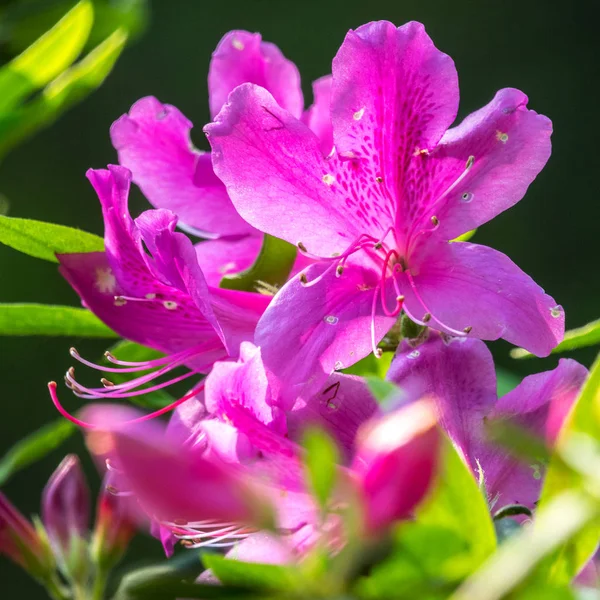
(550, 306, 563, 318)
(461, 191, 474, 203)
(164, 300, 178, 310)
(322, 174, 335, 186)
(156, 109, 168, 120)
(496, 130, 509, 143)
(407, 350, 420, 359)
(324, 315, 339, 325)
(232, 38, 245, 50)
(353, 107, 365, 121)
(334, 360, 344, 370)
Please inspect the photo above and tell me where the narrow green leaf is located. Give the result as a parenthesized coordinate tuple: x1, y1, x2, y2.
(511, 318, 600, 359)
(0, 1, 94, 112)
(219, 234, 297, 292)
(452, 229, 477, 242)
(496, 366, 520, 396)
(102, 340, 175, 409)
(202, 554, 300, 592)
(365, 376, 398, 405)
(536, 352, 600, 583)
(302, 428, 340, 510)
(0, 29, 128, 157)
(0, 215, 103, 262)
(343, 352, 393, 378)
(0, 419, 76, 486)
(0, 303, 117, 338)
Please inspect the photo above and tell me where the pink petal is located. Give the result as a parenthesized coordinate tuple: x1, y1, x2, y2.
(194, 235, 263, 287)
(331, 20, 458, 236)
(427, 88, 552, 242)
(207, 84, 380, 258)
(301, 75, 333, 156)
(209, 30, 303, 120)
(111, 97, 252, 238)
(398, 241, 564, 356)
(386, 335, 497, 465)
(255, 260, 396, 407)
(287, 373, 381, 462)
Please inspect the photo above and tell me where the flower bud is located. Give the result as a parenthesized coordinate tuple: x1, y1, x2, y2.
(90, 473, 136, 570)
(0, 492, 54, 578)
(351, 400, 440, 534)
(41, 455, 90, 579)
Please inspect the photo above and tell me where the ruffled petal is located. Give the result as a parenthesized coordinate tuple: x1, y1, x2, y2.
(301, 75, 333, 156)
(207, 84, 391, 257)
(397, 241, 564, 356)
(208, 30, 303, 120)
(331, 20, 458, 237)
(386, 335, 497, 465)
(111, 97, 253, 237)
(194, 235, 263, 287)
(255, 260, 396, 406)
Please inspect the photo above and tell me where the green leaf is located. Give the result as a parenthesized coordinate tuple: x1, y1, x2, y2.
(219, 234, 297, 292)
(0, 1, 94, 112)
(0, 215, 104, 262)
(0, 419, 76, 486)
(102, 340, 175, 409)
(365, 376, 398, 405)
(0, 303, 117, 337)
(202, 554, 300, 592)
(452, 229, 477, 242)
(343, 352, 393, 378)
(302, 428, 340, 510)
(511, 318, 600, 359)
(496, 366, 521, 396)
(536, 352, 600, 584)
(0, 28, 128, 158)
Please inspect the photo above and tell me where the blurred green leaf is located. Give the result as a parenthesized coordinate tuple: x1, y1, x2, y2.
(365, 376, 398, 405)
(452, 229, 477, 242)
(302, 427, 340, 510)
(0, 215, 103, 262)
(511, 318, 600, 359)
(343, 351, 393, 378)
(203, 554, 300, 592)
(220, 234, 297, 293)
(496, 366, 521, 396)
(0, 419, 76, 485)
(0, 0, 93, 112)
(536, 353, 600, 584)
(0, 28, 128, 157)
(102, 340, 175, 409)
(0, 303, 116, 337)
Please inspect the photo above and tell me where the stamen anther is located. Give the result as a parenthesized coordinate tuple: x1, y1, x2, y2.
(336, 265, 344, 276)
(374, 348, 383, 358)
(463, 326, 473, 333)
(297, 242, 307, 253)
(422, 313, 432, 323)
(100, 378, 115, 388)
(431, 216, 439, 226)
(374, 242, 382, 250)
(466, 155, 475, 169)
(299, 273, 308, 285)
(396, 295, 405, 302)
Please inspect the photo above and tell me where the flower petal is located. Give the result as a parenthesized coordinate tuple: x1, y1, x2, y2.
(207, 84, 381, 257)
(331, 20, 458, 236)
(194, 235, 263, 287)
(111, 97, 252, 237)
(301, 75, 333, 156)
(255, 260, 396, 406)
(428, 88, 552, 242)
(398, 241, 564, 356)
(208, 30, 303, 120)
(386, 335, 497, 465)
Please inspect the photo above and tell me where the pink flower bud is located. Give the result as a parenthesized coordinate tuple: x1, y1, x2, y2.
(41, 455, 90, 566)
(351, 400, 440, 534)
(0, 492, 53, 578)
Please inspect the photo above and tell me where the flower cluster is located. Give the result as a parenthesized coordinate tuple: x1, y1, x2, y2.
(41, 19, 592, 584)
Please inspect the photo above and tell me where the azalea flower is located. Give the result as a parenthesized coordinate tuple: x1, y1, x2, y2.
(79, 343, 439, 565)
(386, 334, 587, 512)
(57, 165, 269, 407)
(110, 30, 331, 286)
(205, 19, 564, 401)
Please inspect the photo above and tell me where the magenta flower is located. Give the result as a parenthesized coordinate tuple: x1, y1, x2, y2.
(41, 455, 90, 572)
(205, 20, 564, 399)
(57, 165, 269, 406)
(386, 334, 587, 512)
(80, 344, 438, 564)
(110, 30, 332, 286)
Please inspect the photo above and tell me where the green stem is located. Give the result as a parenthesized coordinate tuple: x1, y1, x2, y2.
(43, 574, 70, 600)
(91, 568, 107, 600)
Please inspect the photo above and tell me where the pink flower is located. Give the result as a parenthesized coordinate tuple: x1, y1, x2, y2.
(57, 165, 269, 409)
(205, 20, 564, 401)
(110, 30, 331, 286)
(386, 334, 587, 512)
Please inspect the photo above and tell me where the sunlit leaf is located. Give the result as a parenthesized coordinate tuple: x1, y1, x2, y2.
(0, 1, 93, 112)
(0, 419, 76, 486)
(496, 366, 521, 396)
(343, 352, 393, 379)
(220, 234, 297, 293)
(303, 427, 340, 510)
(0, 28, 128, 157)
(0, 303, 116, 337)
(0, 215, 103, 262)
(511, 318, 600, 359)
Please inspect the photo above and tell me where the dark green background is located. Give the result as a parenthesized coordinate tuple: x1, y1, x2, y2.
(1, 0, 598, 596)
